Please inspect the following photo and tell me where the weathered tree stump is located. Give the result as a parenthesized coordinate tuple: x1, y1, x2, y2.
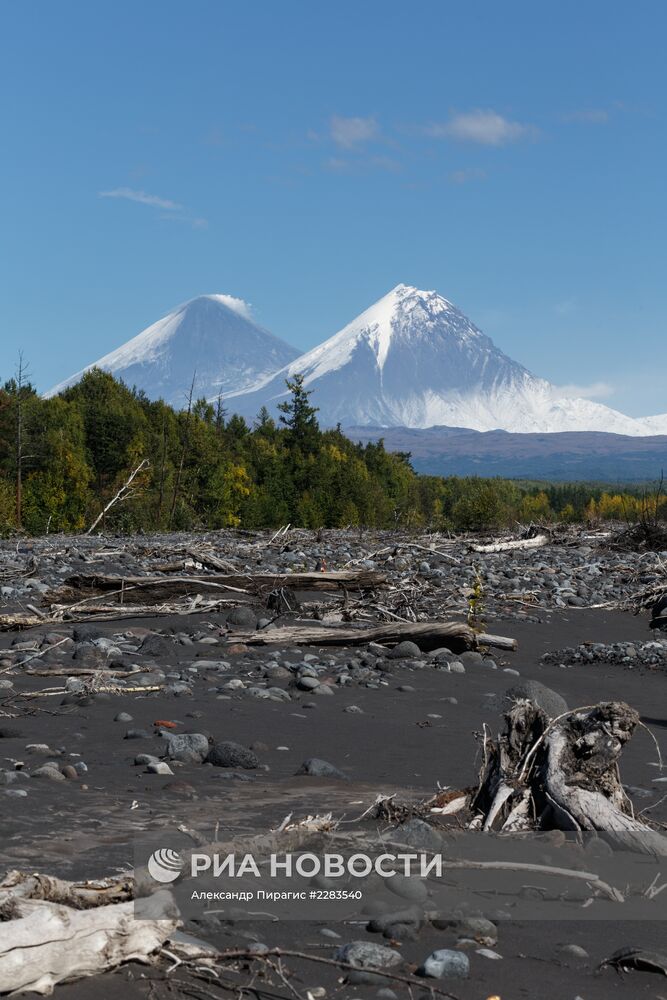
(471, 699, 667, 854)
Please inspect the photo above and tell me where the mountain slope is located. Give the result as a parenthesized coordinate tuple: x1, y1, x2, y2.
(226, 284, 652, 435)
(637, 413, 667, 435)
(47, 294, 301, 407)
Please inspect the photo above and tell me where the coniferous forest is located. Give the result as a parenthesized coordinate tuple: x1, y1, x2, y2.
(0, 367, 663, 536)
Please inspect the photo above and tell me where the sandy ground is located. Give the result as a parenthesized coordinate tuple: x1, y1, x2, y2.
(1, 606, 666, 999)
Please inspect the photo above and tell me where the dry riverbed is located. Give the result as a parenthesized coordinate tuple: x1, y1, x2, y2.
(1, 527, 666, 999)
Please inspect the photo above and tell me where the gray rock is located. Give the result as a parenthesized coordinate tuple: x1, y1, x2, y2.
(206, 741, 259, 769)
(558, 943, 589, 959)
(226, 607, 258, 629)
(388, 641, 422, 659)
(390, 818, 442, 852)
(335, 941, 403, 971)
(147, 761, 174, 775)
(419, 949, 469, 979)
(386, 876, 427, 903)
(459, 650, 485, 667)
(296, 757, 349, 781)
(31, 764, 66, 781)
(140, 634, 174, 658)
(297, 675, 320, 691)
(454, 916, 498, 945)
(165, 733, 209, 763)
(505, 680, 568, 719)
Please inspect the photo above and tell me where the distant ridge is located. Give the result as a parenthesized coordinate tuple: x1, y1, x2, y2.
(347, 424, 667, 482)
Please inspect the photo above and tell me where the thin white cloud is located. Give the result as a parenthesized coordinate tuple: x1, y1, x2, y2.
(99, 187, 182, 210)
(426, 110, 532, 145)
(553, 381, 614, 400)
(212, 294, 253, 319)
(330, 114, 379, 148)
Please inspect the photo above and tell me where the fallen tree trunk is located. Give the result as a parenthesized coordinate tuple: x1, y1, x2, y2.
(0, 871, 177, 996)
(0, 613, 45, 632)
(471, 534, 548, 553)
(185, 548, 237, 573)
(472, 699, 667, 854)
(229, 620, 517, 653)
(61, 569, 387, 603)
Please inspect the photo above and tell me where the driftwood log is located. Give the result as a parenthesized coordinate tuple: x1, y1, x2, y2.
(0, 871, 177, 996)
(230, 620, 517, 652)
(60, 569, 387, 603)
(471, 534, 548, 554)
(0, 614, 45, 632)
(472, 699, 667, 854)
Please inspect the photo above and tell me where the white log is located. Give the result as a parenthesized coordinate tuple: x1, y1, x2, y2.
(471, 534, 548, 554)
(0, 890, 177, 996)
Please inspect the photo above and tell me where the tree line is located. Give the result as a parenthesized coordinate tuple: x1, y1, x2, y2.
(0, 367, 663, 536)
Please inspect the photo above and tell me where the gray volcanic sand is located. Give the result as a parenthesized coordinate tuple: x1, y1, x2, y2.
(1, 608, 666, 999)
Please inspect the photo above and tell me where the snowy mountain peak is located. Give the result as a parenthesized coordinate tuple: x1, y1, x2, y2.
(46, 293, 300, 406)
(291, 283, 481, 380)
(225, 284, 663, 436)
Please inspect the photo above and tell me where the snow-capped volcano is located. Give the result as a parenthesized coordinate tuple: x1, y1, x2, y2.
(47, 294, 300, 407)
(226, 284, 665, 435)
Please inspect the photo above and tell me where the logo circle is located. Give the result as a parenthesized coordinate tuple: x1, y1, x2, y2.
(147, 848, 184, 883)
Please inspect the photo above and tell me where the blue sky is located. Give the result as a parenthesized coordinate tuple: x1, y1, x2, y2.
(1, 0, 665, 415)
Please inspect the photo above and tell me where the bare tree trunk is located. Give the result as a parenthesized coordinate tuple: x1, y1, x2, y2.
(86, 459, 150, 535)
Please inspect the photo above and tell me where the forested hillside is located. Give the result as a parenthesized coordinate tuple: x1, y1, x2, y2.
(0, 369, 663, 535)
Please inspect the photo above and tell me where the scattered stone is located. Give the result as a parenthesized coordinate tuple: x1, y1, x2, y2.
(147, 761, 174, 775)
(419, 949, 469, 979)
(164, 732, 209, 763)
(31, 764, 66, 781)
(296, 757, 349, 780)
(388, 641, 422, 659)
(226, 607, 258, 629)
(206, 741, 259, 769)
(335, 941, 403, 971)
(505, 680, 568, 719)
